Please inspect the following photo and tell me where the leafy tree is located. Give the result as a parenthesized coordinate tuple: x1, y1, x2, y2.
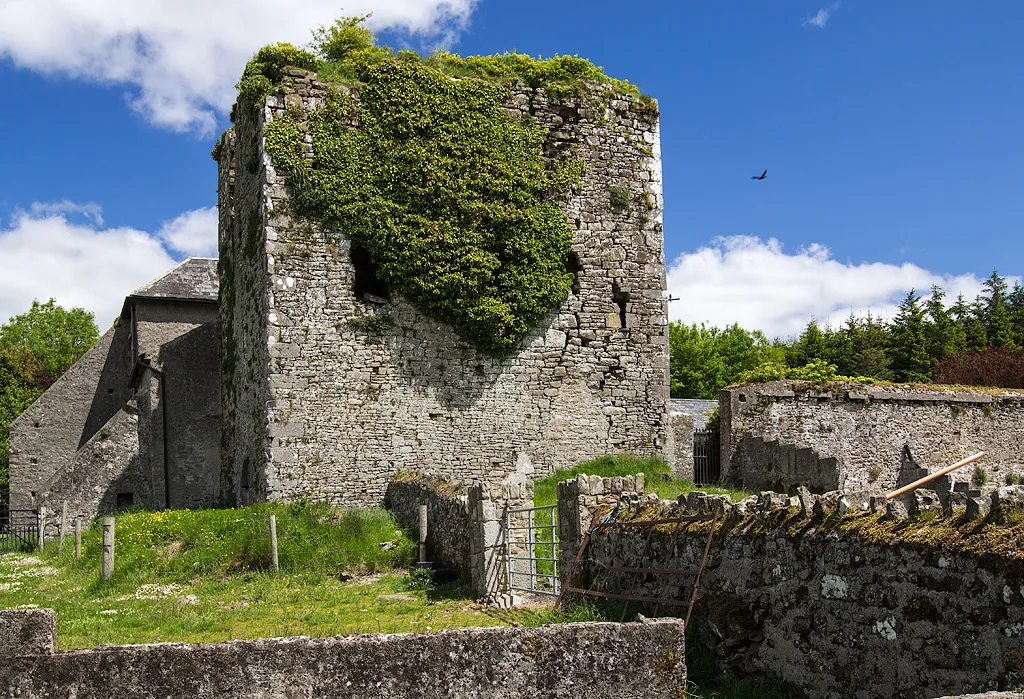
(1009, 281, 1024, 348)
(889, 290, 931, 382)
(923, 284, 964, 361)
(0, 299, 99, 385)
(668, 322, 783, 398)
(952, 294, 988, 353)
(935, 346, 1024, 389)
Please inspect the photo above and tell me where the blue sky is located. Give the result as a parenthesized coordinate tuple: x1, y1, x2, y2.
(0, 1, 1021, 337)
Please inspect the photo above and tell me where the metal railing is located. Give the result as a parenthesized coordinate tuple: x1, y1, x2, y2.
(693, 428, 721, 484)
(506, 504, 559, 596)
(0, 508, 40, 553)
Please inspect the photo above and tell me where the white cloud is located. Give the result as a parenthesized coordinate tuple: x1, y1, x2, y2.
(805, 3, 840, 28)
(157, 207, 218, 257)
(0, 203, 221, 328)
(0, 1, 478, 133)
(667, 236, 999, 340)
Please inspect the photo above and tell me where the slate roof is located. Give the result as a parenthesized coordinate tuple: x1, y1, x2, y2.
(669, 399, 718, 430)
(128, 258, 219, 303)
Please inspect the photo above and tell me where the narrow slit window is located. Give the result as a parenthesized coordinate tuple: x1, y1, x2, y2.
(612, 282, 629, 329)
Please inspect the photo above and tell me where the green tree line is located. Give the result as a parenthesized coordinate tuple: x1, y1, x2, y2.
(671, 270, 1024, 398)
(0, 300, 99, 507)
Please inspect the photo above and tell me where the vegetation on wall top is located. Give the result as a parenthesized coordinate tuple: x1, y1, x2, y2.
(234, 17, 652, 354)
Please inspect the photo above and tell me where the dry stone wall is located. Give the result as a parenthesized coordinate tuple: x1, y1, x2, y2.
(567, 497, 1024, 699)
(218, 68, 670, 507)
(556, 472, 646, 578)
(0, 610, 687, 699)
(384, 473, 472, 580)
(722, 381, 1024, 496)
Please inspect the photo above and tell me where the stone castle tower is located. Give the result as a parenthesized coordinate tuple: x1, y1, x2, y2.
(217, 68, 671, 506)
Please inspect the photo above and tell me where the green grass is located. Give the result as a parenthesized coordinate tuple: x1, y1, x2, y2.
(533, 454, 753, 508)
(0, 503, 497, 648)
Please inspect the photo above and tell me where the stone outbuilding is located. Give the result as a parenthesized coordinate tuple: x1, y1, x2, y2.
(7, 258, 223, 523)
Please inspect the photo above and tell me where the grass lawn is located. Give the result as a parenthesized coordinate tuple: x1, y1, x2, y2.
(533, 454, 754, 508)
(0, 502, 549, 648)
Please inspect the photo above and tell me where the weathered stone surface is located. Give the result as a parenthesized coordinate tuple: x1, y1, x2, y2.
(722, 381, 1024, 496)
(576, 516, 1024, 698)
(218, 75, 671, 507)
(0, 610, 56, 658)
(384, 474, 471, 581)
(0, 612, 686, 699)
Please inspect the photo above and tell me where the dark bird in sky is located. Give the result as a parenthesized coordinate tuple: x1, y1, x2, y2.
(751, 169, 767, 180)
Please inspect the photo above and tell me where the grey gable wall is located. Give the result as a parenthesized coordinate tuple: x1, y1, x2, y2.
(8, 323, 133, 512)
(218, 70, 672, 506)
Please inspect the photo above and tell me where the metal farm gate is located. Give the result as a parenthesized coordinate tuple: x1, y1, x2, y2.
(693, 428, 720, 484)
(0, 508, 39, 553)
(506, 504, 560, 596)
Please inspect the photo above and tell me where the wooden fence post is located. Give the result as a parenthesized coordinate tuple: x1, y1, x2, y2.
(59, 503, 68, 554)
(37, 506, 46, 551)
(75, 519, 82, 561)
(269, 515, 279, 572)
(101, 517, 115, 581)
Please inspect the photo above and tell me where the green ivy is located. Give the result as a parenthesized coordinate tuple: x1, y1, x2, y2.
(241, 18, 635, 355)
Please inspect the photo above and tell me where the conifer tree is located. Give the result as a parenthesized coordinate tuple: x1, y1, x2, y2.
(889, 290, 931, 382)
(983, 270, 1015, 348)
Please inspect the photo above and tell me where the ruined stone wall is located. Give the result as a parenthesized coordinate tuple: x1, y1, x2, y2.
(219, 69, 670, 507)
(217, 120, 272, 507)
(0, 610, 687, 699)
(571, 502, 1024, 698)
(160, 321, 222, 509)
(722, 381, 1024, 496)
(384, 473, 472, 580)
(8, 324, 133, 512)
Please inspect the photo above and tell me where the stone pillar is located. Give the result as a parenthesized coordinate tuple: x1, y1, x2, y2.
(468, 473, 533, 606)
(670, 412, 695, 480)
(556, 473, 645, 587)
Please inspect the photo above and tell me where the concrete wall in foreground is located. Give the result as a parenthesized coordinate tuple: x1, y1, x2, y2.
(0, 610, 686, 699)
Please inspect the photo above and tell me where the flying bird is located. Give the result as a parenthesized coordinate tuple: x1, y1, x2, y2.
(751, 169, 767, 180)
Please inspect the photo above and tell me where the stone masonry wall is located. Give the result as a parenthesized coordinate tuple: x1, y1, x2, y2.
(722, 381, 1024, 496)
(37, 404, 149, 528)
(556, 472, 646, 582)
(218, 68, 671, 507)
(8, 324, 133, 512)
(0, 610, 687, 699)
(384, 473, 472, 581)
(569, 497, 1024, 699)
(218, 118, 272, 507)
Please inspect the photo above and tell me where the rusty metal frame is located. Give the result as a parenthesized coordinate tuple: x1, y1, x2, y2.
(557, 508, 721, 628)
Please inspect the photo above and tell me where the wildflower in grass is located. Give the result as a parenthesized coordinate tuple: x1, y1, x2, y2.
(98, 609, 119, 616)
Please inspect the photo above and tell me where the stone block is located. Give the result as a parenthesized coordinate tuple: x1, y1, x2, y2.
(886, 499, 909, 520)
(966, 496, 991, 521)
(911, 489, 943, 518)
(0, 609, 56, 657)
(944, 491, 968, 518)
(993, 485, 1024, 510)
